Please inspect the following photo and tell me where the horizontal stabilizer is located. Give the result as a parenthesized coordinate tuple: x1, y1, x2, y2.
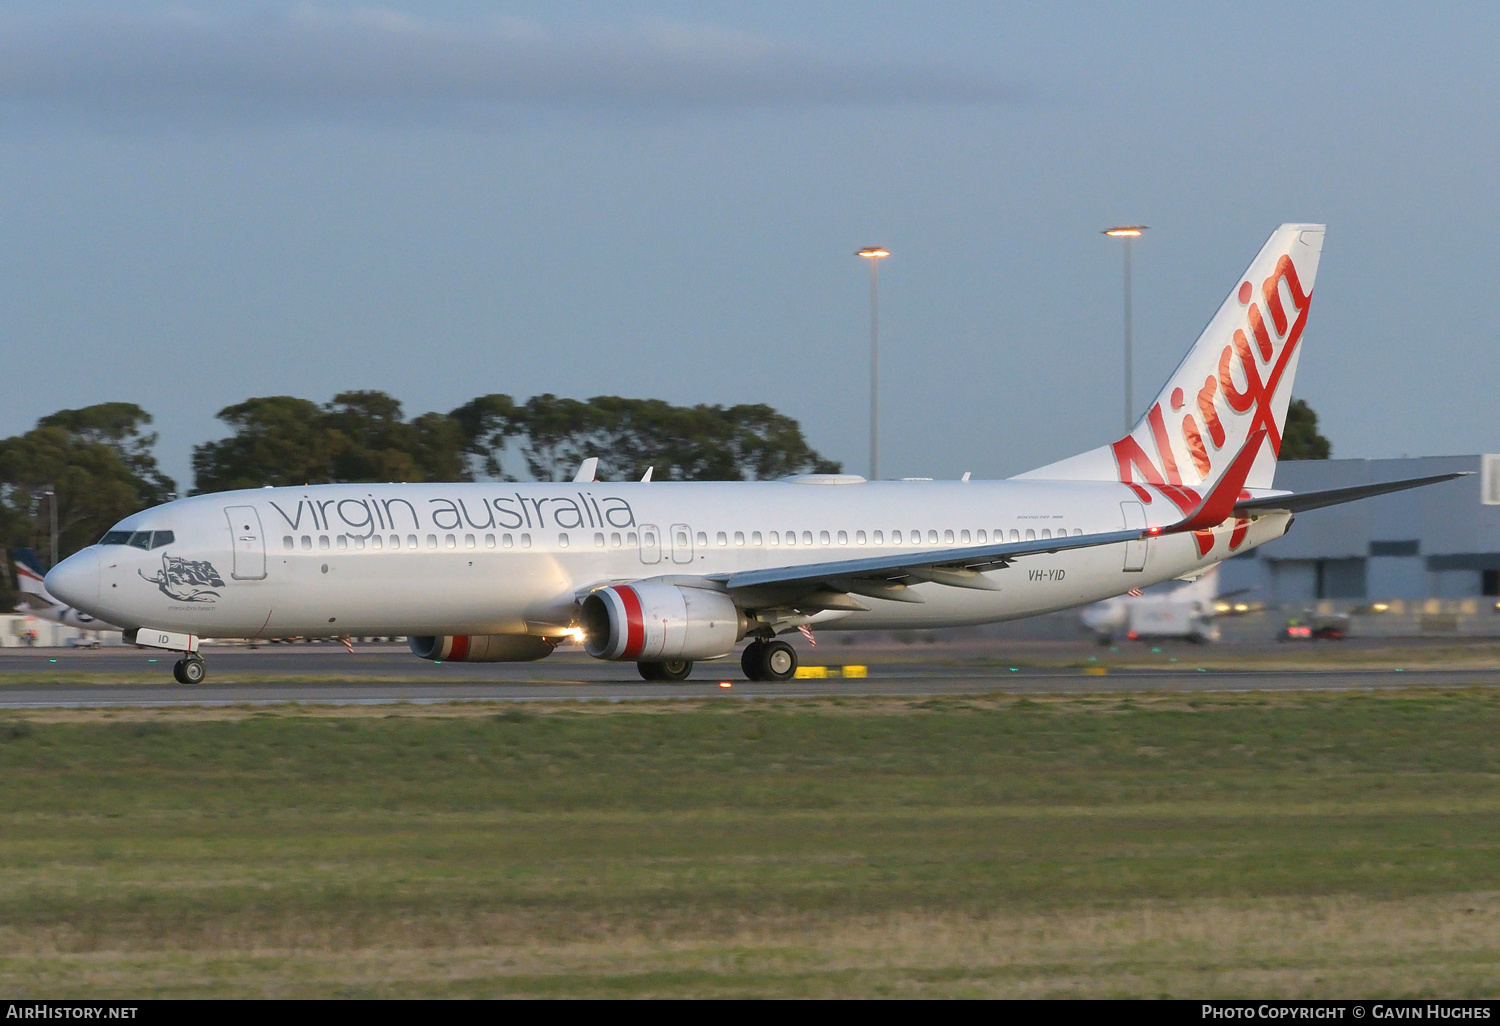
(1234, 472, 1470, 515)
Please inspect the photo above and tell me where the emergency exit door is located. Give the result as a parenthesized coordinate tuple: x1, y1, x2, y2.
(225, 506, 267, 580)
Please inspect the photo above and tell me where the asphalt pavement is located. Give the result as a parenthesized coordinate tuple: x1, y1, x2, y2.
(0, 642, 1497, 707)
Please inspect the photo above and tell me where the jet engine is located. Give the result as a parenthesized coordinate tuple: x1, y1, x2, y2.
(580, 583, 746, 662)
(409, 634, 558, 662)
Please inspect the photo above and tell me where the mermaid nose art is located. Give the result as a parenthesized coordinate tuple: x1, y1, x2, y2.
(44, 548, 100, 611)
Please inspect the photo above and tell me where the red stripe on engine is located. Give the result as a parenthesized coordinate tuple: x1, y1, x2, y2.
(617, 586, 645, 660)
(448, 635, 470, 662)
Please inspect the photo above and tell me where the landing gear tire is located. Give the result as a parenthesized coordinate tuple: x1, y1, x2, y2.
(637, 659, 693, 682)
(743, 639, 797, 681)
(173, 655, 206, 685)
(741, 641, 767, 680)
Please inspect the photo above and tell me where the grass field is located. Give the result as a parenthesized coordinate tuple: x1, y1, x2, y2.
(2, 690, 1500, 997)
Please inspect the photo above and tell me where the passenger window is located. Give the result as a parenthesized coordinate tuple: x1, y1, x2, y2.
(873, 531, 884, 545)
(319, 536, 330, 550)
(891, 531, 901, 544)
(465, 534, 476, 549)
(337, 536, 348, 551)
(717, 532, 727, 546)
(427, 535, 438, 549)
(770, 532, 780, 546)
(928, 530, 939, 545)
(855, 531, 866, 545)
(944, 530, 955, 544)
(372, 535, 383, 550)
(485, 534, 496, 548)
(611, 532, 622, 547)
(976, 530, 987, 543)
(151, 531, 175, 549)
(301, 536, 312, 550)
(819, 531, 830, 545)
(803, 531, 814, 546)
(128, 532, 152, 549)
(696, 532, 707, 547)
(283, 536, 294, 551)
(627, 532, 638, 546)
(1025, 529, 1035, 541)
(445, 534, 457, 549)
(785, 532, 795, 546)
(1041, 529, 1051, 539)
(355, 536, 366, 550)
(594, 533, 605, 548)
(751, 532, 763, 546)
(734, 532, 745, 546)
(559, 534, 570, 548)
(503, 534, 514, 548)
(406, 535, 417, 549)
(1074, 528, 1083, 536)
(1009, 530, 1020, 543)
(961, 530, 971, 544)
(521, 534, 531, 548)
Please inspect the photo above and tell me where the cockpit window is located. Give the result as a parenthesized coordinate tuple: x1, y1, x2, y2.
(99, 531, 132, 546)
(150, 531, 175, 549)
(127, 532, 153, 549)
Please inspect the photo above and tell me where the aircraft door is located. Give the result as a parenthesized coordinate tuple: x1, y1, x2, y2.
(639, 524, 662, 565)
(1119, 501, 1148, 573)
(226, 506, 267, 580)
(670, 523, 694, 564)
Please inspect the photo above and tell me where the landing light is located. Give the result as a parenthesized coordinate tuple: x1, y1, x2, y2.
(1372, 603, 1390, 613)
(719, 682, 732, 688)
(1234, 603, 1249, 613)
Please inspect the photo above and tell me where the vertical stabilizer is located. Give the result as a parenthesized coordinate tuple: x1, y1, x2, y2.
(1018, 224, 1325, 500)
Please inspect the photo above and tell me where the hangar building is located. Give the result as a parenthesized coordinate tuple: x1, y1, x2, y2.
(1219, 455, 1500, 603)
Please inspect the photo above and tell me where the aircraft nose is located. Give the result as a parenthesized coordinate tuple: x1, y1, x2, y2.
(45, 549, 99, 610)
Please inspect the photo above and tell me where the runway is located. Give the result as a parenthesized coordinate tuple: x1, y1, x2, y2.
(0, 644, 1497, 708)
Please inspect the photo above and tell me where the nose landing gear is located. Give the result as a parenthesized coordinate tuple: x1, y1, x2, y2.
(172, 654, 207, 684)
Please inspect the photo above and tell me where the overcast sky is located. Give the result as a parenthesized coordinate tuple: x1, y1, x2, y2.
(1, 1, 1496, 488)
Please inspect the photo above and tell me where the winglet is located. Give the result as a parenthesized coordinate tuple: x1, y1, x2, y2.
(1161, 429, 1266, 534)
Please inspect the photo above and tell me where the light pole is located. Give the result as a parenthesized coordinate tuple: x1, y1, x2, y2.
(1103, 226, 1147, 432)
(36, 485, 56, 568)
(856, 246, 889, 479)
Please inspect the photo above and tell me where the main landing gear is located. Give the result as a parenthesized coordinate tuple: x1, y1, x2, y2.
(172, 654, 207, 684)
(741, 639, 797, 681)
(638, 658, 693, 682)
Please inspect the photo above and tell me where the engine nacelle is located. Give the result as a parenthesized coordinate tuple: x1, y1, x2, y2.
(580, 584, 745, 662)
(409, 634, 558, 662)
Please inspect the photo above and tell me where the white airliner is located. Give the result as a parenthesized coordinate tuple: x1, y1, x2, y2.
(46, 225, 1462, 684)
(11, 548, 119, 635)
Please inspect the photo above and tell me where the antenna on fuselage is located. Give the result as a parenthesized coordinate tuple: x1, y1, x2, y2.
(640, 466, 653, 483)
(573, 457, 599, 483)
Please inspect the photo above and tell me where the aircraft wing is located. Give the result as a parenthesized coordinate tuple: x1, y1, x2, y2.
(1233, 472, 1470, 516)
(711, 527, 1145, 601)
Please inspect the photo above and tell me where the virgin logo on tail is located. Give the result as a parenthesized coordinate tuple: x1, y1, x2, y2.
(1112, 252, 1313, 516)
